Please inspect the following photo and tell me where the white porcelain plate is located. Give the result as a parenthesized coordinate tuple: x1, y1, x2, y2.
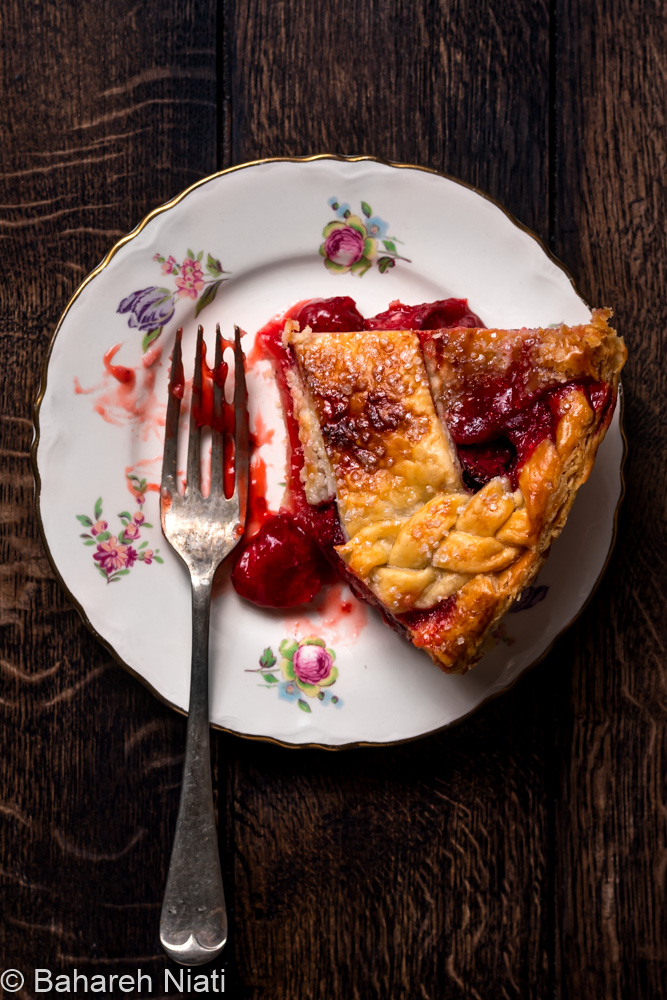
(33, 156, 625, 748)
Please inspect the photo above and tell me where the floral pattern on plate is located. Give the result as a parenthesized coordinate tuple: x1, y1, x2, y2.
(117, 249, 229, 351)
(247, 637, 342, 713)
(77, 474, 164, 584)
(320, 197, 411, 276)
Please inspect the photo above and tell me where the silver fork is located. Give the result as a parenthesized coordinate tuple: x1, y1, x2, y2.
(159, 323, 249, 966)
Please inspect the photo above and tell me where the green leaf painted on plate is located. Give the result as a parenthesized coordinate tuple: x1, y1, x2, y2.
(194, 279, 225, 318)
(382, 239, 397, 253)
(142, 326, 163, 353)
(346, 219, 366, 236)
(77, 515, 93, 527)
(94, 498, 103, 520)
(297, 699, 312, 713)
(260, 647, 277, 668)
(279, 638, 299, 658)
(206, 253, 224, 276)
(361, 201, 372, 218)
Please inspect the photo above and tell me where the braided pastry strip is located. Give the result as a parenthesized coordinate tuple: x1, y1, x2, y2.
(336, 475, 532, 613)
(336, 384, 597, 616)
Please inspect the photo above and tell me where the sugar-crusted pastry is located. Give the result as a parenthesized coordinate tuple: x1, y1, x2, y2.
(283, 309, 626, 673)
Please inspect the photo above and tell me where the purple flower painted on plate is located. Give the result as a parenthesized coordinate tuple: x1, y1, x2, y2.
(324, 226, 366, 268)
(117, 249, 229, 351)
(508, 585, 549, 613)
(76, 475, 164, 584)
(117, 286, 175, 332)
(246, 638, 342, 713)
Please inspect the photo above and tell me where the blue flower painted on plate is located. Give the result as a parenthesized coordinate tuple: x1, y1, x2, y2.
(364, 215, 389, 239)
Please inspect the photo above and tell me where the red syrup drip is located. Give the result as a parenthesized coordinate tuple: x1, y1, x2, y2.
(231, 301, 341, 607)
(365, 297, 484, 331)
(103, 344, 136, 386)
(180, 336, 240, 496)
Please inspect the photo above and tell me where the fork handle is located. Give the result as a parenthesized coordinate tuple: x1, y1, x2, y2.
(160, 576, 227, 966)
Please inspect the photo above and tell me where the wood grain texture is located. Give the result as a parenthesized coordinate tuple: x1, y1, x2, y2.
(0, 0, 219, 989)
(0, 0, 665, 996)
(553, 1, 666, 998)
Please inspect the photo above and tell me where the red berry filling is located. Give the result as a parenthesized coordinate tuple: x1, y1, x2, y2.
(365, 297, 483, 331)
(232, 514, 331, 608)
(295, 296, 366, 333)
(233, 296, 612, 608)
(445, 372, 612, 489)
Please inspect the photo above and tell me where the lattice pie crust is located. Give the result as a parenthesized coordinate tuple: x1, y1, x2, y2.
(284, 311, 626, 673)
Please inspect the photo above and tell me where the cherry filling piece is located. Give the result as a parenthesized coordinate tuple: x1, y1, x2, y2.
(295, 296, 366, 333)
(365, 297, 484, 331)
(449, 375, 612, 489)
(232, 514, 332, 607)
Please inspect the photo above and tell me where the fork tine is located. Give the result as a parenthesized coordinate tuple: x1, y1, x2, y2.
(185, 325, 205, 496)
(161, 326, 184, 495)
(209, 325, 225, 496)
(231, 325, 249, 522)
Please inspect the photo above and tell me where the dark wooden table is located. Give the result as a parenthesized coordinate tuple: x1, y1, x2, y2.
(1, 1, 664, 997)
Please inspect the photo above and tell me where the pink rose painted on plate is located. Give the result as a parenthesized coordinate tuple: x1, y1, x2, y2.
(319, 197, 411, 276)
(292, 642, 335, 686)
(323, 226, 365, 268)
(247, 637, 342, 713)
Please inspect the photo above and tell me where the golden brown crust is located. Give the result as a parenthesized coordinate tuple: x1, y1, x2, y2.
(285, 312, 627, 674)
(422, 308, 626, 419)
(285, 325, 462, 537)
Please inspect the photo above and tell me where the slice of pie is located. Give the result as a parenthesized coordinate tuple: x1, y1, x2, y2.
(283, 308, 626, 673)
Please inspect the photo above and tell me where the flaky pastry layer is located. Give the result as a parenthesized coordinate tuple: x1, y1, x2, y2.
(284, 312, 626, 673)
